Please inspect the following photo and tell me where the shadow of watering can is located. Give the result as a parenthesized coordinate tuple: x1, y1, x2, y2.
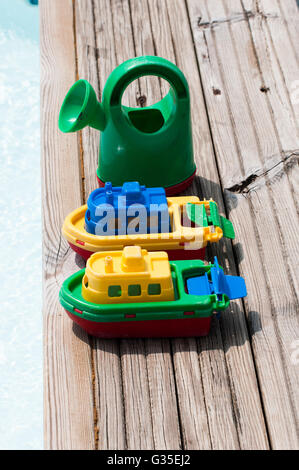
(59, 56, 196, 194)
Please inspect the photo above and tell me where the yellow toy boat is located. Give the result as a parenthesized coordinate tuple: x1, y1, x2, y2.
(63, 195, 234, 260)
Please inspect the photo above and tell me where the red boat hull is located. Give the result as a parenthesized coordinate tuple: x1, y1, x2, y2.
(66, 310, 211, 338)
(68, 242, 205, 261)
(97, 171, 196, 196)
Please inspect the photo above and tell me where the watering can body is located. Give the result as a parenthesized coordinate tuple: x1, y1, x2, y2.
(59, 56, 196, 194)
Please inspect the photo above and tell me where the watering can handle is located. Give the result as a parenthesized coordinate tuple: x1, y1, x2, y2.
(108, 56, 189, 107)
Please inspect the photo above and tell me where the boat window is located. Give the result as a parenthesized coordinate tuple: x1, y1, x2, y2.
(83, 274, 88, 288)
(148, 283, 161, 295)
(108, 285, 122, 297)
(128, 284, 141, 296)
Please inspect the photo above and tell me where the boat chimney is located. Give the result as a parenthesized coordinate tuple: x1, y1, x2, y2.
(121, 246, 146, 272)
(105, 256, 114, 273)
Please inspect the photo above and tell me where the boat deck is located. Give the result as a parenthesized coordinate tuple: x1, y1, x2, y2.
(41, 0, 299, 449)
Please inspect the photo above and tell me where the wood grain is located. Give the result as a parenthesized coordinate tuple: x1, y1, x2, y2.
(43, 0, 298, 450)
(186, 0, 299, 449)
(41, 0, 95, 449)
(149, 0, 268, 449)
(74, 0, 182, 450)
(74, 0, 126, 450)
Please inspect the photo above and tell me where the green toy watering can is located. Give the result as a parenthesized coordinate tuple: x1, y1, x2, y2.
(59, 56, 196, 195)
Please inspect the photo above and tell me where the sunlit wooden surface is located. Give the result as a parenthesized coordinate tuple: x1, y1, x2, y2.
(41, 0, 299, 449)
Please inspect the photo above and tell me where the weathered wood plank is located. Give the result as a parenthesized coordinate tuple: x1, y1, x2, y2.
(242, 0, 299, 292)
(41, 0, 95, 450)
(171, 338, 212, 449)
(92, 339, 126, 449)
(120, 340, 154, 449)
(186, 0, 299, 448)
(73, 0, 99, 194)
(148, 0, 269, 449)
(129, 0, 166, 104)
(129, 0, 182, 450)
(145, 0, 223, 450)
(241, 1, 299, 413)
(74, 0, 181, 450)
(103, 0, 181, 450)
(74, 0, 126, 450)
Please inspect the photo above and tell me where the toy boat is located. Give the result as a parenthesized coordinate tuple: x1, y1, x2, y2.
(59, 246, 247, 338)
(62, 182, 235, 260)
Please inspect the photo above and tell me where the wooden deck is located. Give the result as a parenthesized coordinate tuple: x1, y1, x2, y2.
(41, 0, 299, 450)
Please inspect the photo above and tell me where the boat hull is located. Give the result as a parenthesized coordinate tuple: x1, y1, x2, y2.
(59, 259, 234, 339)
(68, 241, 205, 261)
(66, 310, 211, 338)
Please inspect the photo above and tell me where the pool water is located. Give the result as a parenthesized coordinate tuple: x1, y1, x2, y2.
(0, 0, 41, 450)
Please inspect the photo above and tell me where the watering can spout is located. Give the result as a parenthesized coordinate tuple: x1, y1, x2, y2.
(58, 79, 106, 133)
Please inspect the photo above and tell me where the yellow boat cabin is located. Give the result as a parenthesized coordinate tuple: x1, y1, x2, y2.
(82, 246, 175, 304)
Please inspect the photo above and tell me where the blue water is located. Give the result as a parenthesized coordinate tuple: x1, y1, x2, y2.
(0, 0, 42, 450)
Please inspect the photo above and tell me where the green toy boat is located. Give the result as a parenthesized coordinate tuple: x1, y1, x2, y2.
(59, 247, 246, 338)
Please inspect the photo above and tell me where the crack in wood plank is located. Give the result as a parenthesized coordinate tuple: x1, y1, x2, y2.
(197, 9, 278, 30)
(226, 151, 299, 194)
